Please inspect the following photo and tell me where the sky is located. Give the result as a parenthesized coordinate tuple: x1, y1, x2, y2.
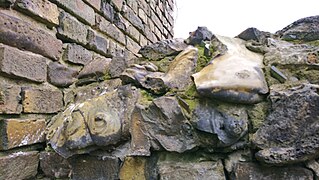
(173, 0, 319, 38)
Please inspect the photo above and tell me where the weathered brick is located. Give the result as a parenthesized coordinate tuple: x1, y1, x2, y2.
(137, 0, 150, 16)
(95, 15, 126, 45)
(112, 0, 123, 11)
(48, 62, 78, 87)
(0, 12, 63, 60)
(140, 34, 148, 47)
(114, 13, 128, 32)
(151, 10, 164, 33)
(101, 1, 114, 22)
(138, 7, 147, 24)
(78, 54, 111, 79)
(57, 12, 89, 45)
(40, 152, 72, 179)
(0, 84, 22, 114)
(147, 17, 155, 32)
(63, 43, 93, 65)
(87, 29, 109, 55)
(0, 118, 45, 150)
(0, 44, 47, 83)
(14, 0, 59, 26)
(0, 151, 39, 180)
(69, 155, 120, 180)
(126, 0, 138, 13)
(127, 23, 140, 42)
(123, 6, 144, 31)
(83, 0, 101, 11)
(126, 36, 141, 54)
(22, 88, 63, 113)
(53, 0, 95, 25)
(154, 25, 162, 40)
(144, 26, 157, 43)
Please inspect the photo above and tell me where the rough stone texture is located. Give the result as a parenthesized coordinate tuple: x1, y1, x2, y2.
(53, 0, 95, 25)
(158, 160, 225, 180)
(237, 27, 271, 43)
(46, 85, 139, 158)
(14, 0, 59, 26)
(192, 35, 268, 104)
(119, 157, 148, 180)
(139, 38, 188, 60)
(39, 152, 72, 179)
(22, 88, 63, 113)
(78, 54, 112, 79)
(232, 162, 313, 180)
(277, 15, 319, 42)
(57, 12, 89, 45)
(87, 29, 108, 55)
(0, 12, 63, 60)
(0, 84, 22, 114)
(48, 62, 78, 87)
(0, 151, 39, 180)
(63, 43, 93, 65)
(69, 155, 119, 180)
(0, 118, 45, 150)
(0, 44, 47, 82)
(126, 35, 141, 54)
(185, 26, 213, 45)
(253, 84, 319, 165)
(83, 0, 101, 11)
(123, 6, 144, 31)
(101, 1, 114, 22)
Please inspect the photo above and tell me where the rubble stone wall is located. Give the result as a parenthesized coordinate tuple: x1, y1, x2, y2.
(0, 0, 174, 179)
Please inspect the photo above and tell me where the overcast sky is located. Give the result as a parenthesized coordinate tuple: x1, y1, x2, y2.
(173, 0, 319, 38)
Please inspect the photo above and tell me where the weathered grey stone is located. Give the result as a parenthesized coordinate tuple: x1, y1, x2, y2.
(112, 0, 123, 11)
(224, 150, 252, 173)
(95, 14, 126, 45)
(39, 152, 71, 179)
(237, 27, 271, 42)
(46, 85, 139, 158)
(22, 88, 63, 113)
(123, 6, 144, 31)
(0, 118, 45, 150)
(126, 36, 141, 54)
(0, 151, 39, 180)
(101, 2, 114, 22)
(0, 84, 22, 114)
(232, 162, 313, 180)
(192, 100, 248, 146)
(0, 44, 47, 82)
(185, 26, 213, 45)
(109, 56, 131, 78)
(48, 62, 78, 87)
(158, 160, 225, 180)
(52, 0, 95, 25)
(277, 15, 319, 42)
(58, 12, 89, 45)
(14, 0, 59, 26)
(87, 29, 108, 55)
(69, 155, 119, 180)
(0, 12, 62, 60)
(63, 43, 93, 65)
(78, 54, 111, 79)
(139, 38, 188, 60)
(253, 84, 319, 164)
(270, 65, 288, 83)
(140, 96, 198, 153)
(83, 0, 101, 11)
(193, 35, 268, 104)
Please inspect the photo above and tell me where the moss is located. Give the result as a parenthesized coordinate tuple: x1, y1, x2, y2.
(139, 89, 156, 105)
(195, 45, 211, 72)
(150, 56, 174, 72)
(247, 102, 269, 133)
(184, 99, 199, 112)
(306, 40, 319, 47)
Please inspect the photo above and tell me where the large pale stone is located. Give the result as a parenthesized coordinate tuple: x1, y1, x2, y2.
(0, 118, 45, 150)
(0, 12, 62, 60)
(192, 35, 268, 104)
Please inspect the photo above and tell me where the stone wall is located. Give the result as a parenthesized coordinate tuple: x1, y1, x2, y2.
(0, 0, 175, 179)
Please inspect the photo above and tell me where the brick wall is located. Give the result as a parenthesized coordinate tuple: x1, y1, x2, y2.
(0, 0, 174, 179)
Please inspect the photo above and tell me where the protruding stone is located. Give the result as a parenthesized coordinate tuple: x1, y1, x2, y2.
(237, 27, 270, 42)
(78, 54, 111, 79)
(270, 65, 287, 83)
(126, 36, 141, 54)
(48, 62, 78, 87)
(39, 152, 72, 179)
(192, 35, 268, 104)
(0, 12, 62, 60)
(63, 43, 93, 65)
(22, 88, 63, 113)
(0, 118, 45, 150)
(185, 26, 213, 45)
(0, 151, 39, 180)
(138, 38, 188, 60)
(0, 84, 22, 114)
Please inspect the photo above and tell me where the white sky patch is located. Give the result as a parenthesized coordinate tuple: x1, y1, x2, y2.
(174, 0, 319, 38)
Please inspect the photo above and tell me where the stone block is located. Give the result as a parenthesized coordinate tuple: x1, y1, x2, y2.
(0, 44, 47, 83)
(39, 152, 72, 179)
(95, 15, 126, 45)
(22, 88, 63, 113)
(14, 0, 59, 26)
(63, 43, 93, 65)
(138, 8, 147, 23)
(101, 1, 114, 22)
(0, 118, 46, 150)
(0, 84, 22, 114)
(0, 151, 39, 180)
(112, 0, 123, 11)
(78, 54, 112, 79)
(144, 26, 157, 43)
(83, 0, 101, 11)
(127, 22, 140, 42)
(69, 155, 120, 180)
(53, 0, 95, 25)
(140, 34, 148, 47)
(232, 162, 313, 180)
(126, 0, 138, 13)
(151, 10, 163, 33)
(48, 62, 78, 87)
(123, 6, 144, 31)
(126, 36, 141, 54)
(0, 12, 62, 60)
(57, 12, 89, 45)
(114, 13, 127, 31)
(87, 29, 108, 55)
